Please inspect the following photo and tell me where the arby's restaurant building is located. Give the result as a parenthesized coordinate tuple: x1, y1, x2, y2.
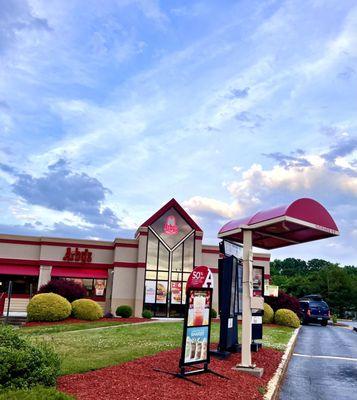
(0, 199, 270, 317)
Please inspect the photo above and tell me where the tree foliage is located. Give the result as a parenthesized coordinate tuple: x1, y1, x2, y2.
(270, 258, 357, 316)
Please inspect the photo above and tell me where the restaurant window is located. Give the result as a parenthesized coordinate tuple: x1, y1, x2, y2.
(56, 277, 107, 297)
(0, 275, 38, 295)
(143, 209, 195, 318)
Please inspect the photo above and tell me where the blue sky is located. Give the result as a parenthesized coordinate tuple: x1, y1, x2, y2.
(0, 0, 356, 264)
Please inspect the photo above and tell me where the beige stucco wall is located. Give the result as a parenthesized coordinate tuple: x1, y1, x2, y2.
(111, 267, 137, 314)
(0, 235, 40, 260)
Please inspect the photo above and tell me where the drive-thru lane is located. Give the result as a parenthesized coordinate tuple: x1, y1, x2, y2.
(279, 324, 357, 400)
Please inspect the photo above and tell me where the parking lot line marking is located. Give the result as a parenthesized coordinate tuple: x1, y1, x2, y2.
(293, 353, 357, 362)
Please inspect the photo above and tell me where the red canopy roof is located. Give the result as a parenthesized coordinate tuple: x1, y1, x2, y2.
(218, 198, 339, 250)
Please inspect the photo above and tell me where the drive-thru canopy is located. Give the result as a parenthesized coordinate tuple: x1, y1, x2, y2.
(217, 198, 339, 373)
(218, 198, 339, 249)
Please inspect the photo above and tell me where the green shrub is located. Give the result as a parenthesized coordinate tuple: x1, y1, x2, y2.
(332, 314, 338, 324)
(0, 326, 60, 390)
(0, 386, 73, 400)
(116, 305, 132, 318)
(27, 293, 71, 322)
(274, 308, 300, 328)
(142, 309, 153, 319)
(210, 308, 218, 319)
(71, 299, 103, 321)
(263, 303, 274, 324)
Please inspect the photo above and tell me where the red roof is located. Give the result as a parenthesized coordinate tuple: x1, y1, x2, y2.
(138, 198, 203, 232)
(218, 198, 339, 249)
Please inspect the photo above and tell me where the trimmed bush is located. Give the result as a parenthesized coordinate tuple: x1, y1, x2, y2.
(0, 386, 73, 400)
(274, 308, 300, 328)
(27, 293, 71, 322)
(38, 279, 87, 303)
(71, 299, 103, 321)
(265, 290, 302, 318)
(116, 305, 133, 318)
(210, 308, 218, 319)
(142, 309, 153, 319)
(0, 326, 60, 390)
(263, 303, 274, 324)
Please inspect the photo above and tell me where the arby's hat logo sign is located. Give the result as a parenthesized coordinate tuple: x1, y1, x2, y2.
(163, 215, 179, 235)
(187, 266, 214, 289)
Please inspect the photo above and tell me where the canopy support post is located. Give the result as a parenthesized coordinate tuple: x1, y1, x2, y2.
(241, 229, 253, 367)
(234, 229, 264, 377)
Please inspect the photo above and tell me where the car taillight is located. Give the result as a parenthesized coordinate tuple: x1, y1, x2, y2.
(307, 309, 311, 316)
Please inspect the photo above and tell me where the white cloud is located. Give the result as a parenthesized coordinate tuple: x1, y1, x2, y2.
(183, 196, 243, 219)
(226, 155, 357, 204)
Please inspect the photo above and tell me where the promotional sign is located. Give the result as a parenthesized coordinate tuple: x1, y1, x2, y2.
(179, 266, 214, 375)
(94, 279, 106, 296)
(187, 290, 210, 327)
(180, 287, 212, 368)
(186, 266, 214, 289)
(268, 285, 279, 297)
(171, 282, 182, 304)
(145, 281, 156, 303)
(184, 326, 209, 364)
(156, 281, 168, 304)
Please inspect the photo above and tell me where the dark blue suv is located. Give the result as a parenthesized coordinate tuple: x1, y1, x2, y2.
(299, 295, 330, 326)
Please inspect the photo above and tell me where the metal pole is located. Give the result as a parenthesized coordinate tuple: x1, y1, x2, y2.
(239, 230, 253, 367)
(5, 280, 13, 325)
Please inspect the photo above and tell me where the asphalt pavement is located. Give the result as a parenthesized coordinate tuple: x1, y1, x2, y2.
(279, 323, 357, 400)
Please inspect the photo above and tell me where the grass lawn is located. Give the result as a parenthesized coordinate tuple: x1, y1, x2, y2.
(0, 386, 74, 400)
(22, 322, 294, 375)
(20, 320, 129, 335)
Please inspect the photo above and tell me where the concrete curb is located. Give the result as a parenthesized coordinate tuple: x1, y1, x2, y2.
(264, 327, 300, 400)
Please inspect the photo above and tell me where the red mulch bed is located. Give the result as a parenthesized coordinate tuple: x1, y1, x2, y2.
(25, 317, 150, 327)
(58, 347, 282, 400)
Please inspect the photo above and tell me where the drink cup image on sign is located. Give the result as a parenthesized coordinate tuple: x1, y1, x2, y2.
(187, 290, 210, 327)
(184, 326, 209, 363)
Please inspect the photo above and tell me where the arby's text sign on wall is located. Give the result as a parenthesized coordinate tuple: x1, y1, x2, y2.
(63, 248, 92, 263)
(186, 266, 214, 290)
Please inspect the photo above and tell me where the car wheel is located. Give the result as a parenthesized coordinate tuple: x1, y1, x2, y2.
(321, 320, 328, 326)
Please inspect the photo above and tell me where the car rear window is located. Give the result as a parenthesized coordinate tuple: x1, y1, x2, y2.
(309, 301, 328, 308)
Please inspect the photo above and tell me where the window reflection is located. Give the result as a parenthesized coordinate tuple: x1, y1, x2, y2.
(147, 230, 158, 270)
